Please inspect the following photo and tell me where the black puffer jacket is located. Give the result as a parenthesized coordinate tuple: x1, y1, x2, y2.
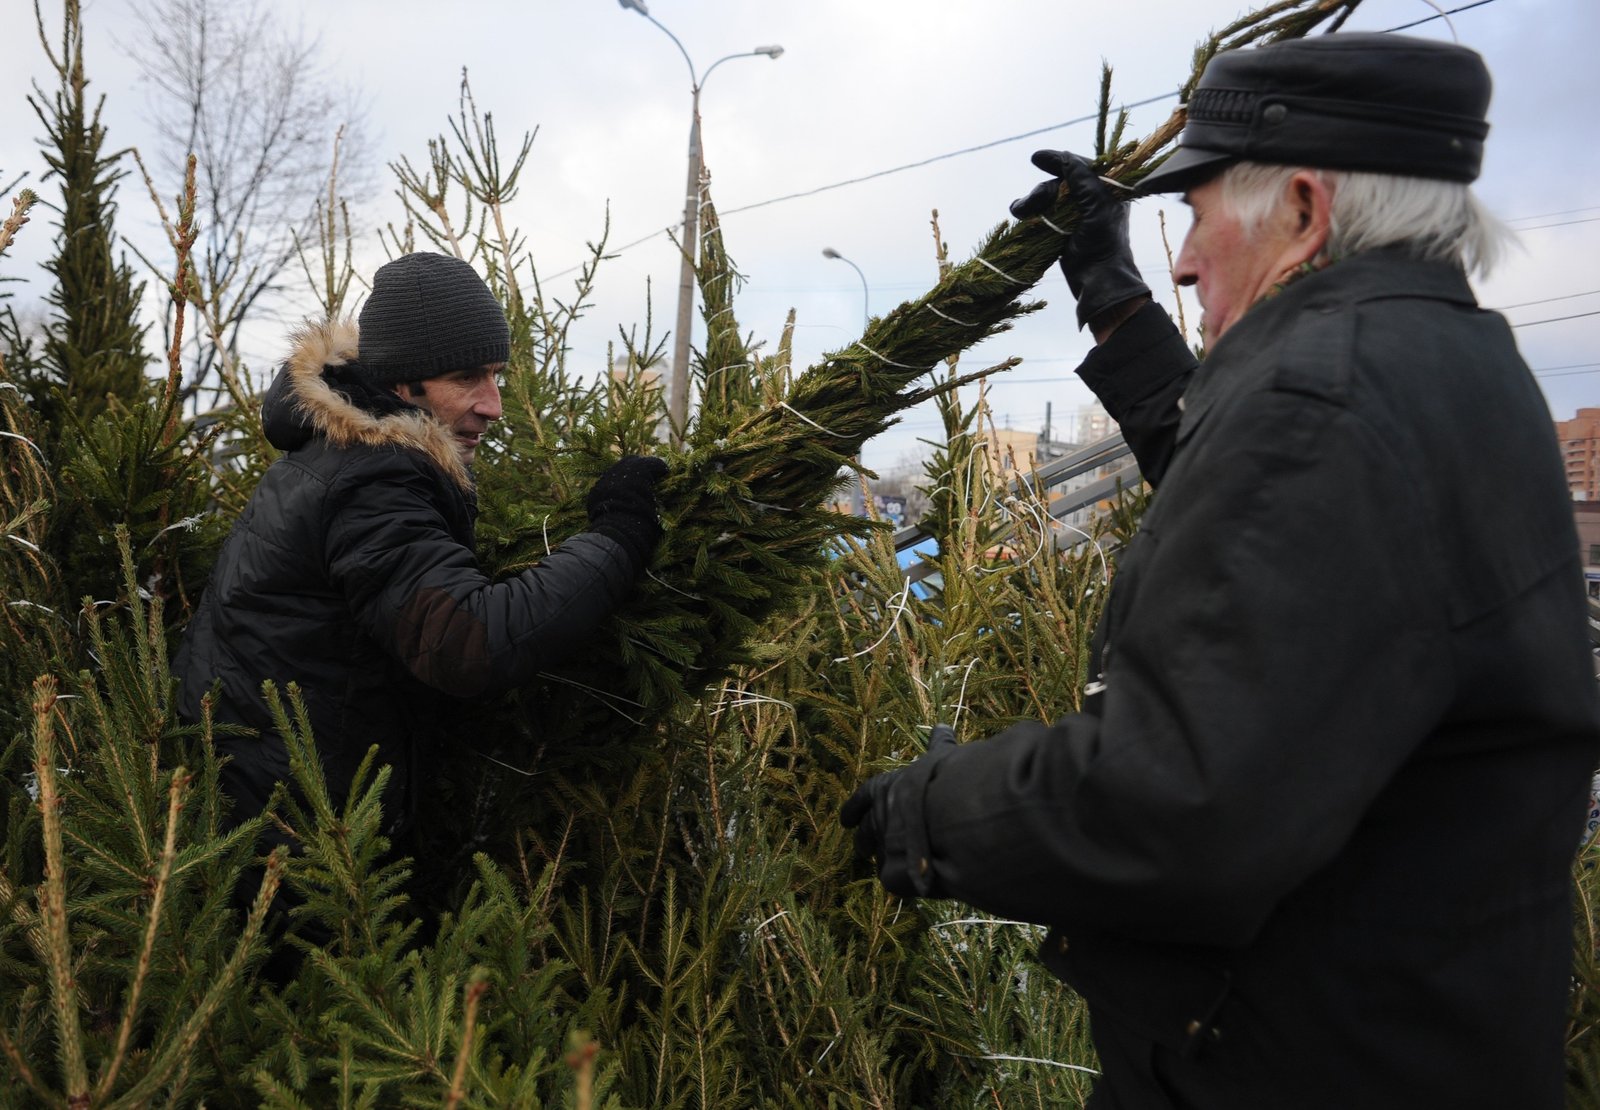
(899, 254, 1600, 1107)
(175, 321, 638, 831)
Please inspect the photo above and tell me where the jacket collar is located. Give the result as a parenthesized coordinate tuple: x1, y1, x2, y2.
(264, 319, 472, 491)
(1177, 250, 1480, 436)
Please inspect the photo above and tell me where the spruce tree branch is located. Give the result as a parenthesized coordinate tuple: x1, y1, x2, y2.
(0, 1026, 51, 1104)
(0, 189, 39, 259)
(32, 674, 91, 1104)
(95, 768, 187, 1100)
(444, 977, 489, 1110)
(110, 850, 284, 1105)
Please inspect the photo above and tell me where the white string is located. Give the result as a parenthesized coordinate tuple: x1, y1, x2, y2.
(541, 515, 551, 556)
(778, 401, 852, 438)
(646, 568, 704, 600)
(833, 577, 912, 662)
(851, 341, 926, 371)
(1412, 0, 1459, 39)
(6, 534, 42, 554)
(708, 692, 795, 722)
(1038, 215, 1070, 236)
(1001, 495, 1050, 566)
(960, 1053, 1099, 1076)
(535, 670, 648, 719)
(950, 658, 980, 733)
(925, 303, 977, 327)
(470, 747, 539, 776)
(751, 909, 789, 936)
(738, 496, 799, 514)
(974, 257, 1027, 285)
(930, 917, 1042, 930)
(1049, 518, 1112, 587)
(0, 429, 46, 463)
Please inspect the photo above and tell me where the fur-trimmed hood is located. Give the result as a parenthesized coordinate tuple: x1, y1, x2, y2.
(261, 319, 471, 490)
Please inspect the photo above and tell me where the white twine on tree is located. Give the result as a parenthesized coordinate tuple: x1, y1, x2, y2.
(959, 1052, 1100, 1075)
(1049, 517, 1112, 588)
(535, 670, 648, 724)
(974, 256, 1028, 285)
(1411, 0, 1459, 39)
(750, 908, 789, 937)
(5, 534, 42, 554)
(646, 568, 705, 600)
(929, 917, 1044, 931)
(709, 690, 795, 721)
(778, 401, 852, 438)
(924, 303, 977, 328)
(0, 429, 46, 463)
(146, 515, 206, 545)
(7, 600, 56, 614)
(833, 577, 912, 662)
(469, 746, 540, 777)
(809, 1033, 844, 1074)
(1000, 494, 1051, 567)
(849, 341, 927, 372)
(541, 515, 551, 556)
(1038, 215, 1071, 236)
(949, 658, 980, 733)
(738, 495, 799, 514)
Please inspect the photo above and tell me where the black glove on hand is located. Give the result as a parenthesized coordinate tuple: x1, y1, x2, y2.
(840, 724, 958, 899)
(586, 455, 669, 573)
(1009, 149, 1149, 331)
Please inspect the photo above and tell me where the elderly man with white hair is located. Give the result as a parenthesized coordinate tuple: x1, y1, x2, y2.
(844, 32, 1600, 1109)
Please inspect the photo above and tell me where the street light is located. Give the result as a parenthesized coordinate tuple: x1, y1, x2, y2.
(821, 247, 872, 516)
(618, 0, 783, 444)
(822, 247, 870, 332)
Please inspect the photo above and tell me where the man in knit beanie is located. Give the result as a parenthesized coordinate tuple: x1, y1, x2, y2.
(175, 252, 666, 975)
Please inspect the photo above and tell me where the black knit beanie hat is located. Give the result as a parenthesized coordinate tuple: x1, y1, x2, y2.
(356, 252, 510, 386)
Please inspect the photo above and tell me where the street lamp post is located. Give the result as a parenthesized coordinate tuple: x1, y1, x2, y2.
(822, 247, 870, 332)
(618, 0, 782, 444)
(822, 247, 871, 515)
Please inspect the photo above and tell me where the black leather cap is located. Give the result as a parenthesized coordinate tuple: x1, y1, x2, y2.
(1138, 33, 1491, 195)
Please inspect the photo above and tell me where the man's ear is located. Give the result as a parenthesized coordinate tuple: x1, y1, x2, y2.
(1284, 170, 1332, 267)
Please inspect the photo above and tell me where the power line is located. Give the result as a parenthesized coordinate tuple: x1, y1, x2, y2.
(1495, 290, 1600, 311)
(1382, 0, 1499, 32)
(1506, 206, 1600, 224)
(1512, 216, 1600, 233)
(717, 92, 1182, 221)
(1512, 310, 1600, 329)
(563, 0, 1518, 279)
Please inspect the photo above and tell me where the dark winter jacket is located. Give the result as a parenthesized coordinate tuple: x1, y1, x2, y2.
(175, 321, 639, 833)
(900, 253, 1600, 1107)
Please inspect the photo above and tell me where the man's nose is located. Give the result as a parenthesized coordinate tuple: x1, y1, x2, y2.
(476, 378, 503, 420)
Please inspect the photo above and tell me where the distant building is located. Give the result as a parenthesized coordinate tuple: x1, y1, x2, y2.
(1077, 402, 1115, 446)
(1557, 408, 1600, 502)
(1577, 502, 1600, 599)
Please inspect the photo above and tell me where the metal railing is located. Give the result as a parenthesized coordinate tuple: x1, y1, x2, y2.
(891, 433, 1140, 587)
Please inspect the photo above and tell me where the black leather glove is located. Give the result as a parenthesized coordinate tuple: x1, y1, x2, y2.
(840, 724, 958, 899)
(1010, 149, 1149, 331)
(585, 455, 668, 572)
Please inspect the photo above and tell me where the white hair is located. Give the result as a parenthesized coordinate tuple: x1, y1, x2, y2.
(1216, 161, 1515, 279)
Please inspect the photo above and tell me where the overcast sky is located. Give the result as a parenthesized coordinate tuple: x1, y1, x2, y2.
(3, 0, 1596, 470)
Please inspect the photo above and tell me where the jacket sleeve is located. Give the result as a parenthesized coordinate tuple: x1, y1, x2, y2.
(1075, 301, 1196, 487)
(903, 387, 1449, 947)
(323, 458, 639, 698)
